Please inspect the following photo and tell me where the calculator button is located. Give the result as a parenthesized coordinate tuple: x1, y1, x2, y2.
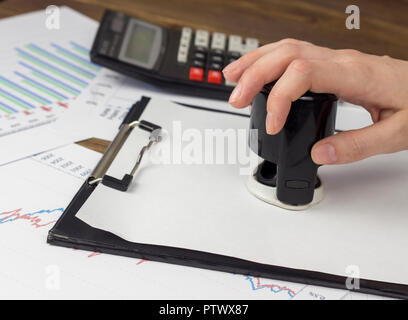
(189, 67, 204, 82)
(194, 46, 208, 53)
(177, 27, 192, 63)
(194, 30, 210, 48)
(211, 32, 226, 50)
(193, 52, 206, 61)
(210, 62, 222, 71)
(228, 35, 244, 53)
(177, 50, 188, 63)
(207, 70, 223, 84)
(210, 55, 223, 63)
(211, 48, 224, 57)
(225, 80, 237, 87)
(192, 60, 205, 68)
(181, 27, 192, 38)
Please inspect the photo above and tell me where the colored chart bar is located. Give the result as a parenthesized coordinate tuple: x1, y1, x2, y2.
(41, 106, 51, 112)
(0, 87, 35, 109)
(0, 101, 16, 114)
(70, 41, 90, 56)
(57, 101, 69, 109)
(26, 44, 96, 79)
(51, 43, 101, 72)
(16, 48, 88, 88)
(19, 61, 81, 96)
(15, 71, 68, 100)
(0, 75, 51, 105)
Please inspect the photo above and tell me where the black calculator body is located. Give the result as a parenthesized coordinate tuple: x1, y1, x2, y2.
(90, 10, 259, 100)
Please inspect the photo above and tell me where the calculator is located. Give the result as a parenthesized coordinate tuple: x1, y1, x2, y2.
(90, 10, 260, 100)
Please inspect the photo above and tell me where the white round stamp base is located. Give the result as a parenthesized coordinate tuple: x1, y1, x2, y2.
(246, 174, 324, 211)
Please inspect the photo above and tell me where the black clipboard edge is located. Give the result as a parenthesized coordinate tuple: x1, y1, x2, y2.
(47, 97, 408, 300)
(122, 96, 151, 126)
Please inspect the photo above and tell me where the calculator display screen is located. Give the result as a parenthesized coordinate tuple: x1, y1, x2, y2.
(118, 19, 163, 70)
(124, 24, 156, 64)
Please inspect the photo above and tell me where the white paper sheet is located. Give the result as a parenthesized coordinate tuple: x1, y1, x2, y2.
(54, 68, 250, 142)
(0, 144, 365, 299)
(76, 98, 408, 287)
(0, 7, 102, 165)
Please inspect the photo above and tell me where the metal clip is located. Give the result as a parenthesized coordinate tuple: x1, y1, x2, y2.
(88, 120, 162, 191)
(128, 130, 162, 179)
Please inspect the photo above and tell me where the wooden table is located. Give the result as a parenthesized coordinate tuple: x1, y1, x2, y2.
(1, 0, 408, 153)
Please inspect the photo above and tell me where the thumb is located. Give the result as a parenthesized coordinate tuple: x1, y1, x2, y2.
(311, 111, 408, 165)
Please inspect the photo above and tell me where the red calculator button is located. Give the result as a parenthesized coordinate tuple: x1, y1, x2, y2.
(189, 67, 204, 82)
(207, 70, 222, 84)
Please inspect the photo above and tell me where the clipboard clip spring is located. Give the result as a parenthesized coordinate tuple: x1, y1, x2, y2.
(88, 120, 162, 191)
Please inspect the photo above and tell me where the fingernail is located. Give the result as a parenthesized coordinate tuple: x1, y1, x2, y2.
(314, 143, 337, 164)
(223, 59, 240, 74)
(266, 112, 274, 134)
(229, 83, 242, 104)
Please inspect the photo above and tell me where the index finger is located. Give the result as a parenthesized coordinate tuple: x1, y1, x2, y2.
(222, 39, 313, 83)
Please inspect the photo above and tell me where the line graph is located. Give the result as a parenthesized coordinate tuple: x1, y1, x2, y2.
(245, 275, 297, 298)
(0, 207, 64, 228)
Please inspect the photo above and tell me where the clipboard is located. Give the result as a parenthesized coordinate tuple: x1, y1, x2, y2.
(48, 96, 408, 299)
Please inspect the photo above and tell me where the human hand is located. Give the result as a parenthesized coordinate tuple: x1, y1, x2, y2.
(222, 39, 408, 165)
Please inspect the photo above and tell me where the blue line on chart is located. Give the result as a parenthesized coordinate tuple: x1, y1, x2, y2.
(246, 276, 296, 298)
(0, 208, 64, 224)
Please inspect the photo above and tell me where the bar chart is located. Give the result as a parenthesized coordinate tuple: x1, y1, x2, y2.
(0, 40, 101, 137)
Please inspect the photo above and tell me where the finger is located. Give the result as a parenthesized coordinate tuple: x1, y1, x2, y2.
(223, 39, 313, 82)
(265, 59, 346, 134)
(366, 107, 396, 123)
(311, 110, 408, 165)
(228, 46, 335, 109)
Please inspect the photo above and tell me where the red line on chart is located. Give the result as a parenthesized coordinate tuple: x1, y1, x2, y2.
(246, 275, 296, 298)
(136, 259, 148, 265)
(0, 208, 63, 228)
(88, 252, 102, 258)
